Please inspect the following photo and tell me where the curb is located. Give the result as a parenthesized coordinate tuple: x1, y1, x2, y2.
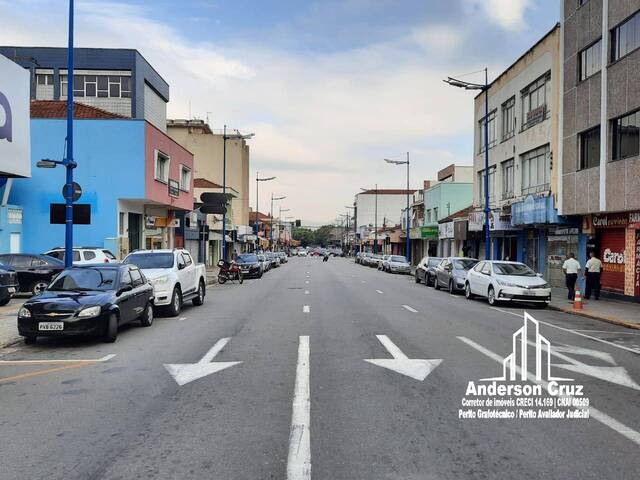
(548, 305, 640, 330)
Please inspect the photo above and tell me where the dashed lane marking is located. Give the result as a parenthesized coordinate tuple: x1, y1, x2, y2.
(303, 305, 310, 313)
(376, 290, 384, 294)
(402, 305, 418, 313)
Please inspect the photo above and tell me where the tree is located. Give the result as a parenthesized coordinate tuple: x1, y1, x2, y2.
(292, 228, 314, 247)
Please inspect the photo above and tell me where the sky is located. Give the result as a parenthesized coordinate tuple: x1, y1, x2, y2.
(0, 0, 559, 225)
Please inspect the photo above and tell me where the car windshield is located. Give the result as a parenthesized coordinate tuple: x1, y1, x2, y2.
(493, 263, 537, 276)
(391, 256, 407, 263)
(48, 268, 117, 292)
(237, 254, 258, 263)
(428, 258, 441, 267)
(124, 253, 174, 269)
(454, 259, 478, 270)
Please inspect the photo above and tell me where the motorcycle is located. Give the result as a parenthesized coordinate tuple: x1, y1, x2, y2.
(217, 260, 244, 284)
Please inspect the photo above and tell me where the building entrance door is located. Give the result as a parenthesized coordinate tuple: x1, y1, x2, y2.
(128, 213, 142, 252)
(9, 233, 21, 253)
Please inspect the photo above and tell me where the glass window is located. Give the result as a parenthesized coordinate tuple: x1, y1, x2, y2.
(612, 110, 640, 160)
(521, 72, 551, 128)
(12, 255, 33, 268)
(124, 253, 175, 269)
(579, 39, 602, 81)
(180, 166, 191, 191)
(83, 251, 97, 261)
(580, 126, 601, 169)
(129, 268, 144, 287)
(481, 263, 492, 275)
(120, 270, 132, 287)
(155, 151, 170, 182)
(479, 110, 497, 152)
(49, 268, 118, 291)
(501, 159, 514, 199)
(612, 11, 640, 61)
(478, 167, 495, 203)
(109, 83, 120, 97)
(521, 145, 550, 194)
(501, 97, 515, 140)
(102, 250, 117, 260)
(182, 253, 193, 266)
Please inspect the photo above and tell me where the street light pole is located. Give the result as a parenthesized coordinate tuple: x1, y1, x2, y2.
(384, 155, 411, 262)
(222, 124, 227, 261)
(63, 0, 76, 268)
(443, 68, 491, 260)
(279, 207, 290, 250)
(375, 184, 378, 254)
(255, 172, 276, 252)
(270, 194, 286, 250)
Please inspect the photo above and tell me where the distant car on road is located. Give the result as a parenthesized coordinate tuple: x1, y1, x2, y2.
(17, 264, 155, 344)
(276, 252, 288, 264)
(465, 260, 550, 306)
(0, 264, 18, 306)
(257, 253, 271, 272)
(0, 254, 65, 296)
(123, 249, 206, 316)
(265, 252, 279, 268)
(379, 255, 391, 270)
(236, 253, 263, 278)
(368, 254, 383, 268)
(384, 255, 411, 274)
(44, 247, 117, 265)
(415, 256, 442, 286)
(434, 257, 478, 293)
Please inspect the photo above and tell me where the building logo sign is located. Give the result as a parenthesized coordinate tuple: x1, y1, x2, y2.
(0, 91, 12, 142)
(602, 248, 625, 273)
(459, 312, 590, 421)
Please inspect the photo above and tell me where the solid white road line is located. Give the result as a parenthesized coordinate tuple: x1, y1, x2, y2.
(376, 290, 384, 294)
(287, 336, 311, 480)
(489, 306, 640, 355)
(402, 305, 418, 313)
(303, 305, 310, 313)
(458, 336, 640, 446)
(0, 354, 116, 365)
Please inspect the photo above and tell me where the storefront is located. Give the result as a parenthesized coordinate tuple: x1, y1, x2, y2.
(144, 207, 177, 250)
(546, 227, 580, 288)
(438, 221, 454, 257)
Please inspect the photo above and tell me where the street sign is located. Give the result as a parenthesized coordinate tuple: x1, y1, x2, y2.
(200, 204, 227, 214)
(61, 182, 82, 202)
(168, 179, 180, 198)
(200, 192, 233, 204)
(50, 203, 91, 225)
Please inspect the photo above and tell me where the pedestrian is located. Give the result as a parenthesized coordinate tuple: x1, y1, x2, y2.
(562, 252, 581, 301)
(584, 250, 602, 300)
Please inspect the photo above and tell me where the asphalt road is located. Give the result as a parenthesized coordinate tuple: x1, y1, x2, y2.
(0, 257, 639, 479)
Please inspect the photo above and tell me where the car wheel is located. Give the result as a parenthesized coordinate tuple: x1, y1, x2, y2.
(168, 287, 182, 317)
(415, 273, 420, 283)
(104, 313, 118, 343)
(258, 270, 263, 279)
(465, 282, 475, 299)
(0, 297, 10, 306)
(24, 335, 36, 345)
(487, 286, 497, 306)
(449, 280, 455, 294)
(434, 278, 441, 290)
(238, 272, 244, 285)
(31, 280, 49, 296)
(140, 303, 154, 327)
(192, 280, 205, 306)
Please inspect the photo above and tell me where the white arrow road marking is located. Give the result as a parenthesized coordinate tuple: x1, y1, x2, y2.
(164, 338, 242, 386)
(287, 336, 311, 480)
(376, 290, 384, 294)
(364, 335, 442, 381)
(458, 336, 640, 446)
(524, 339, 640, 390)
(303, 305, 310, 313)
(402, 305, 418, 313)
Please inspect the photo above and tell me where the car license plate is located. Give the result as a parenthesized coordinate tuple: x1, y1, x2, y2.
(38, 322, 64, 331)
(7, 287, 15, 294)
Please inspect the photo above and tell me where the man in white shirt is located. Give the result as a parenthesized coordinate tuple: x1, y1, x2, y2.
(562, 252, 581, 301)
(584, 251, 603, 300)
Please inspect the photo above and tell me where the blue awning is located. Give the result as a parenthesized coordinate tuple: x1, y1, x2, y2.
(511, 195, 561, 226)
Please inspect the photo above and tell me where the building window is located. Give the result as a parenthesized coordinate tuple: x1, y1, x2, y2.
(7, 208, 23, 224)
(521, 71, 551, 129)
(154, 151, 170, 183)
(180, 165, 191, 191)
(478, 167, 496, 204)
(578, 0, 589, 6)
(61, 74, 132, 99)
(501, 159, 514, 199)
(611, 10, 640, 61)
(521, 145, 550, 194)
(36, 74, 54, 86)
(426, 209, 431, 223)
(579, 127, 601, 169)
(433, 207, 438, 222)
(612, 110, 640, 160)
(478, 110, 497, 153)
(579, 39, 602, 81)
(501, 97, 515, 141)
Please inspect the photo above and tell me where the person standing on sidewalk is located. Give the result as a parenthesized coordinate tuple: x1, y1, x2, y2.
(562, 252, 581, 301)
(584, 251, 603, 300)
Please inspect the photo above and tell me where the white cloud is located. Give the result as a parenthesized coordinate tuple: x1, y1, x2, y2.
(466, 0, 532, 31)
(410, 24, 464, 52)
(0, 1, 483, 224)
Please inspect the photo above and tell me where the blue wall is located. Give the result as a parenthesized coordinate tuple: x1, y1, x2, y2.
(8, 118, 145, 254)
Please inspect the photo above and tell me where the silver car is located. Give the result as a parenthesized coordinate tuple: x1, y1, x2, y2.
(384, 255, 411, 274)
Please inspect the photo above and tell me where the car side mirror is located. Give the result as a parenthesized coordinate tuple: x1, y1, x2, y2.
(536, 272, 543, 277)
(178, 263, 186, 270)
(117, 284, 133, 296)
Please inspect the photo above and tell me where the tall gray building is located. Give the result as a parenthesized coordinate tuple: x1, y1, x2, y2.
(561, 0, 640, 297)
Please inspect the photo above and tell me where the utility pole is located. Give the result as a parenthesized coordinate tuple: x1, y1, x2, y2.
(255, 172, 276, 252)
(64, 0, 76, 268)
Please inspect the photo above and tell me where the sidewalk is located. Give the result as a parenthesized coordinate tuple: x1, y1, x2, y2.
(205, 266, 219, 285)
(0, 297, 26, 348)
(549, 287, 640, 330)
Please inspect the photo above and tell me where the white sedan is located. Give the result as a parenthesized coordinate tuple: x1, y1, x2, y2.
(464, 261, 550, 306)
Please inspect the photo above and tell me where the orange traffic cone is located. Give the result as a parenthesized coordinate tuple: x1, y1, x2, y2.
(573, 289, 583, 310)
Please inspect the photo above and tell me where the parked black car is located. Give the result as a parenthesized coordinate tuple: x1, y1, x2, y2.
(0, 254, 65, 295)
(414, 256, 442, 286)
(236, 253, 264, 278)
(17, 264, 154, 344)
(0, 264, 19, 306)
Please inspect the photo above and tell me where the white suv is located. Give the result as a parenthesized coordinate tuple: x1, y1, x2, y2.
(44, 247, 117, 264)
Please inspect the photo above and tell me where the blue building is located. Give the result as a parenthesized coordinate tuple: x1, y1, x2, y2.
(0, 46, 169, 132)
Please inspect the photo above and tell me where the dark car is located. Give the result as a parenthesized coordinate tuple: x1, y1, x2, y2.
(434, 257, 479, 293)
(236, 253, 263, 278)
(0, 254, 65, 296)
(415, 256, 442, 286)
(0, 264, 19, 306)
(17, 264, 154, 344)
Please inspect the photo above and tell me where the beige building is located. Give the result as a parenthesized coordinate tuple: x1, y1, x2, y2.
(167, 119, 252, 262)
